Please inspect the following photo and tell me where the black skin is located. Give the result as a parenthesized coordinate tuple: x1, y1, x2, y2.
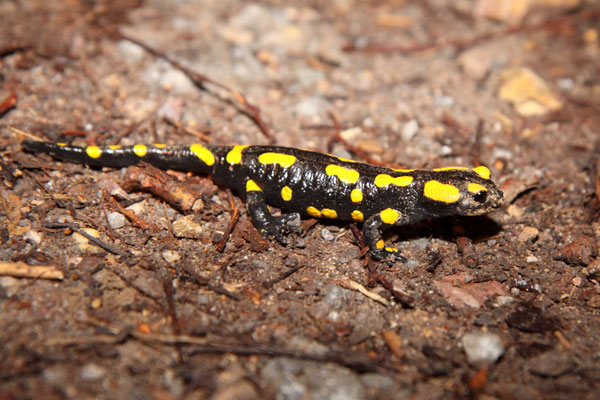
(22, 141, 504, 261)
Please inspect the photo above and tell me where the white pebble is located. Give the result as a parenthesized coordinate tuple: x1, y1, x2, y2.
(107, 212, 126, 229)
(23, 230, 42, 245)
(462, 331, 505, 366)
(401, 119, 419, 141)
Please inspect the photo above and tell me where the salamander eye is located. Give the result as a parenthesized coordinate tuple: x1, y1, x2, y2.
(473, 191, 488, 203)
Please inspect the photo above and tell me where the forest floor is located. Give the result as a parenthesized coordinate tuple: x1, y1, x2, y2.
(1, 0, 600, 398)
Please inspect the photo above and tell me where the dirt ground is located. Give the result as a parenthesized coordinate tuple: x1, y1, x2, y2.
(1, 0, 600, 398)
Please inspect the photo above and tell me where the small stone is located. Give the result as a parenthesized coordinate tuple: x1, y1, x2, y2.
(517, 227, 539, 243)
(80, 363, 106, 380)
(510, 287, 520, 296)
(458, 46, 493, 80)
(556, 235, 598, 266)
(172, 215, 204, 239)
(322, 284, 345, 309)
(462, 331, 505, 366)
(162, 250, 181, 264)
(401, 119, 419, 141)
(526, 255, 538, 263)
(157, 97, 184, 121)
(498, 67, 563, 116)
(294, 96, 329, 118)
(73, 228, 102, 253)
(494, 295, 516, 306)
(320, 228, 336, 241)
(90, 298, 102, 309)
(434, 94, 454, 108)
(107, 212, 126, 229)
(23, 230, 42, 245)
(506, 204, 524, 218)
(159, 69, 194, 94)
(116, 40, 145, 62)
(587, 294, 600, 308)
(527, 350, 574, 377)
(583, 258, 600, 279)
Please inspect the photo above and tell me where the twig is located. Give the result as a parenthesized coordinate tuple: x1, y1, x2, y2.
(0, 261, 64, 280)
(182, 264, 240, 301)
(343, 9, 600, 55)
(43, 221, 129, 257)
(216, 189, 240, 252)
(262, 265, 303, 289)
(335, 279, 390, 306)
(116, 32, 275, 143)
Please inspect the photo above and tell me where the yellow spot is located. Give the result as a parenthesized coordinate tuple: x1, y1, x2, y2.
(350, 188, 363, 203)
(376, 240, 385, 249)
(468, 183, 487, 194)
(258, 152, 296, 168)
(190, 144, 215, 166)
(246, 180, 261, 192)
(108, 145, 121, 150)
(57, 142, 67, 147)
(322, 209, 338, 219)
(473, 166, 491, 179)
(385, 247, 398, 253)
(374, 174, 413, 188)
(433, 166, 469, 172)
(392, 168, 414, 172)
(153, 144, 166, 148)
(325, 165, 360, 184)
(281, 186, 292, 201)
(226, 145, 250, 165)
(351, 210, 364, 222)
(133, 144, 147, 157)
(337, 157, 357, 163)
(86, 146, 102, 159)
(380, 208, 399, 225)
(307, 206, 321, 218)
(424, 180, 461, 203)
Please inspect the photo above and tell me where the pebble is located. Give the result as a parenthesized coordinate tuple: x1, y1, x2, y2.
(433, 94, 454, 108)
(461, 331, 505, 366)
(517, 227, 539, 243)
(401, 119, 419, 141)
(172, 215, 204, 239)
(116, 40, 145, 62)
(322, 284, 346, 309)
(107, 212, 126, 230)
(556, 235, 598, 266)
(73, 228, 102, 253)
(161, 250, 181, 264)
(23, 230, 42, 245)
(0, 277, 20, 297)
(498, 67, 563, 116)
(80, 363, 106, 381)
(261, 358, 366, 400)
(525, 255, 538, 263)
(320, 228, 336, 241)
(457, 46, 493, 80)
(527, 350, 574, 377)
(494, 295, 516, 306)
(294, 96, 330, 118)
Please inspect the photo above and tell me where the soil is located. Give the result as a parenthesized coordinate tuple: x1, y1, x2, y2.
(1, 0, 600, 399)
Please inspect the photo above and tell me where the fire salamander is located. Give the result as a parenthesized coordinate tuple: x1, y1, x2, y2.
(22, 141, 503, 261)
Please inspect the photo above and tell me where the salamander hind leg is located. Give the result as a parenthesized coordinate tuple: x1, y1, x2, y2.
(245, 179, 300, 245)
(363, 209, 408, 263)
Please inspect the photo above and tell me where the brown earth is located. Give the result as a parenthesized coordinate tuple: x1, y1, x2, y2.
(1, 0, 600, 398)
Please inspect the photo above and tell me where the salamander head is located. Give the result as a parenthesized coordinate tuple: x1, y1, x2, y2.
(421, 166, 504, 217)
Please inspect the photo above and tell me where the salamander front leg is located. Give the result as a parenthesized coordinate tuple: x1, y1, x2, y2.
(362, 208, 407, 263)
(245, 180, 300, 245)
